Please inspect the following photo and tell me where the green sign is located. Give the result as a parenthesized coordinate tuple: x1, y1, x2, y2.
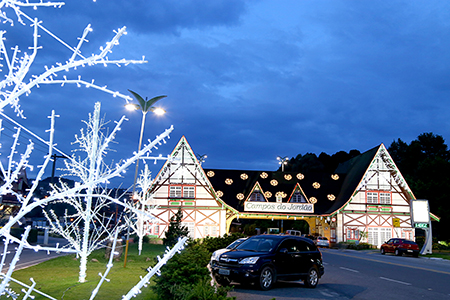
(414, 223, 429, 228)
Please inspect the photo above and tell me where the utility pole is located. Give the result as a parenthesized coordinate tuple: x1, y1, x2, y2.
(51, 154, 69, 183)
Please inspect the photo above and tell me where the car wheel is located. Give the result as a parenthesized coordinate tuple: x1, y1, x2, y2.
(413, 252, 419, 258)
(258, 266, 275, 290)
(395, 249, 402, 256)
(380, 248, 385, 255)
(304, 266, 319, 288)
(214, 275, 230, 287)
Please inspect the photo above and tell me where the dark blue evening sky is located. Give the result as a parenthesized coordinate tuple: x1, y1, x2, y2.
(1, 0, 450, 187)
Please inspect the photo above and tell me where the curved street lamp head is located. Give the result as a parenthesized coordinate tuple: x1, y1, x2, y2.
(277, 156, 289, 172)
(128, 89, 167, 113)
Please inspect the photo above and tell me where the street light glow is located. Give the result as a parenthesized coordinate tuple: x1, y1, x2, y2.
(277, 156, 289, 172)
(152, 107, 166, 116)
(125, 103, 139, 111)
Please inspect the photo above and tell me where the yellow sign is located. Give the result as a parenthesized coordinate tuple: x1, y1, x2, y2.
(393, 218, 400, 227)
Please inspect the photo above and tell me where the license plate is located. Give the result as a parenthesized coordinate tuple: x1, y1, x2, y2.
(407, 250, 412, 252)
(218, 269, 230, 275)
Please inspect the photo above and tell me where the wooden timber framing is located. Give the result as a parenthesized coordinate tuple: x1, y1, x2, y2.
(147, 136, 229, 239)
(337, 144, 416, 247)
(143, 138, 438, 248)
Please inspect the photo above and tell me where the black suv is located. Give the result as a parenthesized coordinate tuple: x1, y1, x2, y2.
(210, 235, 324, 290)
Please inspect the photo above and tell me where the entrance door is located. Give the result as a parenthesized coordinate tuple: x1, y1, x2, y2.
(368, 227, 392, 247)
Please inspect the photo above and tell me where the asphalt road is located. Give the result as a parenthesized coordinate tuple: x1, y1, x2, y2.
(228, 248, 450, 300)
(0, 236, 71, 272)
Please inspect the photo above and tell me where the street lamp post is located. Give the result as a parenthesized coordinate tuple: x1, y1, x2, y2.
(196, 153, 207, 165)
(277, 156, 289, 172)
(123, 90, 166, 267)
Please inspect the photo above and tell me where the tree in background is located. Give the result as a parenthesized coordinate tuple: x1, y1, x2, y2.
(389, 132, 450, 240)
(163, 208, 190, 247)
(281, 150, 361, 173)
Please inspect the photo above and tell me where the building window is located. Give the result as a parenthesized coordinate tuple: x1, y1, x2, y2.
(367, 192, 378, 204)
(182, 222, 195, 238)
(380, 193, 391, 204)
(169, 185, 195, 199)
(170, 186, 182, 198)
(366, 191, 392, 204)
(250, 192, 264, 202)
(291, 192, 306, 203)
(183, 186, 195, 198)
(346, 228, 360, 240)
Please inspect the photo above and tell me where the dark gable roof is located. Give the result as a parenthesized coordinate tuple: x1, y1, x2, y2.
(204, 145, 381, 216)
(324, 145, 380, 214)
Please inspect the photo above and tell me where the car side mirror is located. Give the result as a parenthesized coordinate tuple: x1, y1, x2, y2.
(279, 248, 288, 254)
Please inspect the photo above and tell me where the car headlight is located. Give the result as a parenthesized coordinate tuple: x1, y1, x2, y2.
(211, 251, 219, 261)
(239, 257, 259, 264)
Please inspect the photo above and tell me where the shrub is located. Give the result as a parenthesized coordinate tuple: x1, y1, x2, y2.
(172, 277, 235, 300)
(152, 242, 211, 300)
(163, 208, 190, 247)
(337, 241, 375, 250)
(202, 233, 246, 253)
(10, 227, 38, 243)
(354, 243, 374, 250)
(416, 236, 450, 250)
(133, 234, 150, 244)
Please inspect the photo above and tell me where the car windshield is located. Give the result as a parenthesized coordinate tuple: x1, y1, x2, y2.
(226, 239, 245, 249)
(236, 237, 276, 252)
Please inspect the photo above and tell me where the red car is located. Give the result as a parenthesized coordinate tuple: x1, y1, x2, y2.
(380, 238, 420, 257)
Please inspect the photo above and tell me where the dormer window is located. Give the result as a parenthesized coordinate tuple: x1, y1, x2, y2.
(290, 191, 306, 203)
(250, 192, 264, 202)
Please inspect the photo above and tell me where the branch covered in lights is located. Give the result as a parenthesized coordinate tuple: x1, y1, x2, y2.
(124, 164, 158, 255)
(0, 2, 146, 118)
(0, 103, 174, 287)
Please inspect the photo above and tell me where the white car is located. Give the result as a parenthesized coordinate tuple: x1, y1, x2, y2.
(314, 236, 330, 248)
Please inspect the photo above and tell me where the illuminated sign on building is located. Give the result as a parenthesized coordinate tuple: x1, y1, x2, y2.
(244, 202, 314, 213)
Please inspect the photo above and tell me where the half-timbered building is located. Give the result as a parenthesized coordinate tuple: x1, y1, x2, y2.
(148, 136, 438, 247)
(148, 136, 227, 239)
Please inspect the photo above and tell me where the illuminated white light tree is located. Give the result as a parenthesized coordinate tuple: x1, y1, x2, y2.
(43, 102, 129, 283)
(0, 1, 186, 298)
(125, 164, 158, 255)
(0, 102, 174, 282)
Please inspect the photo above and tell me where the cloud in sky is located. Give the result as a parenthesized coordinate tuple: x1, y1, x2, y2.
(1, 0, 450, 186)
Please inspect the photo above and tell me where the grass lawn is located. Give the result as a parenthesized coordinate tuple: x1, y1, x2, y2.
(422, 250, 450, 260)
(8, 242, 166, 300)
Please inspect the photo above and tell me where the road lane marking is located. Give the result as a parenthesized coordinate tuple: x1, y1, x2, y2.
(340, 267, 359, 273)
(14, 255, 66, 270)
(323, 250, 450, 276)
(379, 277, 411, 285)
(320, 289, 342, 297)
